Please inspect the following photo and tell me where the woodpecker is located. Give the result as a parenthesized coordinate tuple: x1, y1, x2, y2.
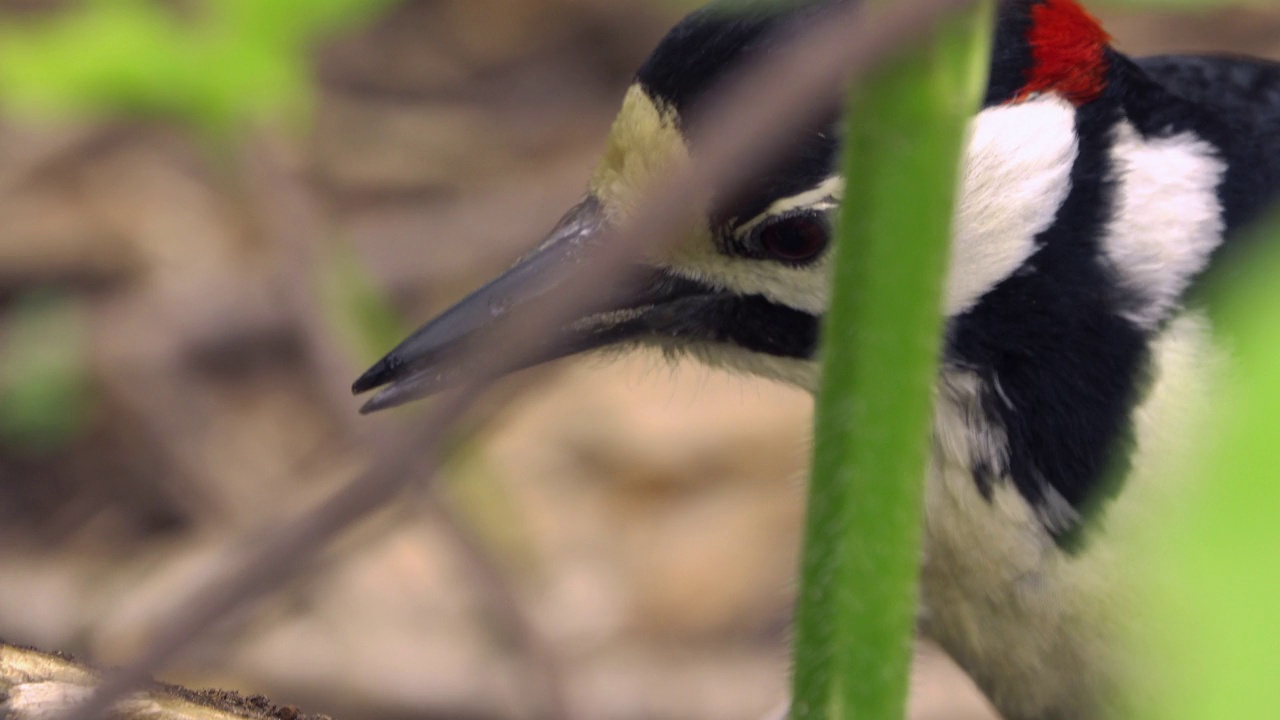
(352, 1, 1280, 718)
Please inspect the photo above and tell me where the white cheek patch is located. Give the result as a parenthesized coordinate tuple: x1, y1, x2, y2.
(949, 97, 1080, 315)
(683, 342, 820, 391)
(665, 252, 832, 315)
(1101, 122, 1226, 330)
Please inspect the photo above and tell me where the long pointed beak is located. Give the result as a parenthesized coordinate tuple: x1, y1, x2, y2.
(351, 197, 717, 413)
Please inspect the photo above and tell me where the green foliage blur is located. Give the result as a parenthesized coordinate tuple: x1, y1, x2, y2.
(0, 0, 399, 450)
(0, 0, 394, 134)
(317, 235, 408, 366)
(1130, 215, 1280, 720)
(0, 292, 92, 455)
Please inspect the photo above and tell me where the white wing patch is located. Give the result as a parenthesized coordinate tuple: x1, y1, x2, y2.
(948, 96, 1079, 315)
(1101, 122, 1226, 330)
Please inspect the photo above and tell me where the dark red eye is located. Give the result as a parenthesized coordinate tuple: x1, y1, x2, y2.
(758, 215, 829, 263)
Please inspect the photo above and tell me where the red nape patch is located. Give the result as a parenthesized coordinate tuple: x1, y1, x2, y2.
(1016, 0, 1111, 106)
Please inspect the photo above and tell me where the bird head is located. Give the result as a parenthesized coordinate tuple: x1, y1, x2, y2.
(352, 0, 1115, 413)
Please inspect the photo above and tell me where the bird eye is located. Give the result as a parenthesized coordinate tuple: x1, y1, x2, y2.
(757, 214, 829, 264)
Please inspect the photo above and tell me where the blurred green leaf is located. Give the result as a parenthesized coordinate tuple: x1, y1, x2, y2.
(316, 235, 406, 366)
(0, 0, 394, 134)
(1132, 215, 1280, 719)
(0, 291, 94, 455)
(221, 0, 396, 42)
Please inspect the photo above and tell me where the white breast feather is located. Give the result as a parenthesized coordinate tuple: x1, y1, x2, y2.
(921, 314, 1218, 720)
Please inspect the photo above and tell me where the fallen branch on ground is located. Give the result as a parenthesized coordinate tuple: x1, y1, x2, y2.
(0, 642, 328, 720)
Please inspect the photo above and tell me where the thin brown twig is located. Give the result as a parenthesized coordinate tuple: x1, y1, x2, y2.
(244, 138, 367, 441)
(61, 0, 977, 717)
(416, 486, 580, 720)
(245, 143, 582, 720)
(0, 122, 136, 195)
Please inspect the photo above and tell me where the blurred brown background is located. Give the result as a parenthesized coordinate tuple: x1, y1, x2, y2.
(1, 2, 1277, 719)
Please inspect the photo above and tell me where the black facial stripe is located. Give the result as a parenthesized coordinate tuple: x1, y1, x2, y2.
(947, 98, 1149, 549)
(643, 294, 819, 360)
(713, 295, 820, 358)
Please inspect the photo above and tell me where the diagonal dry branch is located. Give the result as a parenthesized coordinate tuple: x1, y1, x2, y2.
(58, 0, 979, 718)
(243, 139, 581, 720)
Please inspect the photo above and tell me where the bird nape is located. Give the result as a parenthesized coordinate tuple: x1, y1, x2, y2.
(352, 1, 1280, 718)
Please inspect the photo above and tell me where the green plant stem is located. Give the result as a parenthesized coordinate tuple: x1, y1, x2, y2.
(789, 3, 992, 718)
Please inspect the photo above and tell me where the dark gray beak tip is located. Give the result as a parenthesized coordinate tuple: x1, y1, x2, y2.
(351, 198, 607, 408)
(357, 391, 397, 415)
(352, 356, 399, 395)
(356, 364, 460, 414)
(357, 380, 420, 415)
